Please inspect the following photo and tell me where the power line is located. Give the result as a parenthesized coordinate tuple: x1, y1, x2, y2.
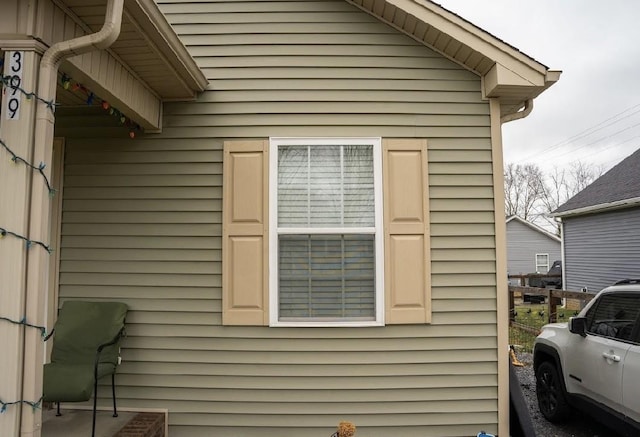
(547, 120, 640, 161)
(572, 133, 640, 163)
(515, 102, 640, 162)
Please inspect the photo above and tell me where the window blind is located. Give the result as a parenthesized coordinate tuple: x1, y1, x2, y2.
(279, 235, 375, 319)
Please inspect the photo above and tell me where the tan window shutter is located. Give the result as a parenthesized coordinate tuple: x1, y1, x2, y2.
(383, 139, 431, 324)
(223, 140, 269, 325)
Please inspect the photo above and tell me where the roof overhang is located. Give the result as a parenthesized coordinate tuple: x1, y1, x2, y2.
(118, 0, 208, 100)
(345, 0, 560, 119)
(3, 0, 208, 131)
(59, 0, 207, 101)
(552, 197, 640, 219)
(62, 0, 208, 130)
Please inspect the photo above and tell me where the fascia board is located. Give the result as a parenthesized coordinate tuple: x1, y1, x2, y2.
(552, 197, 640, 219)
(355, 0, 559, 108)
(386, 0, 548, 79)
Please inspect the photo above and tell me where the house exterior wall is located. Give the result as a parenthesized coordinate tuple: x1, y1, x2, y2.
(506, 220, 561, 275)
(54, 1, 499, 436)
(563, 207, 640, 293)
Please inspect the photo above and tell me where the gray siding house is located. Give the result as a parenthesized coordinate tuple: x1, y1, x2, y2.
(0, 1, 559, 436)
(506, 215, 561, 277)
(553, 148, 640, 293)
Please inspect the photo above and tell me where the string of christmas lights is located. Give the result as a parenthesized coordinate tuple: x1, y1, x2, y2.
(0, 227, 52, 253)
(0, 74, 58, 112)
(60, 73, 141, 138)
(0, 54, 53, 416)
(1, 54, 140, 137)
(0, 138, 55, 195)
(0, 226, 50, 413)
(0, 397, 44, 414)
(0, 316, 48, 338)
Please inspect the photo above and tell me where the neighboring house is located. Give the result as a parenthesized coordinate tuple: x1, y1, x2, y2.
(553, 148, 640, 294)
(506, 215, 561, 277)
(0, 1, 559, 436)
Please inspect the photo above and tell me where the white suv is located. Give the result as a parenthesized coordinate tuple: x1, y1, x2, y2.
(533, 280, 640, 436)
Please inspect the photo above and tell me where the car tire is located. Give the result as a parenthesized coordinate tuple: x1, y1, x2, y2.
(536, 361, 570, 422)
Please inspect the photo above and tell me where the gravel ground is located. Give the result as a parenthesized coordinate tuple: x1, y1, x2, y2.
(513, 352, 623, 437)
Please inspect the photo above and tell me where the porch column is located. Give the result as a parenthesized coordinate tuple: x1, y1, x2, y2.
(0, 48, 49, 437)
(22, 48, 57, 437)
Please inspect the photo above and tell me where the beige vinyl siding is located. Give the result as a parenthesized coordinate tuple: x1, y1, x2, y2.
(156, 1, 488, 140)
(55, 1, 497, 435)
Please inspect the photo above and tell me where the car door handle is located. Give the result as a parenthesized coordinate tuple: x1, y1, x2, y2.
(602, 351, 621, 362)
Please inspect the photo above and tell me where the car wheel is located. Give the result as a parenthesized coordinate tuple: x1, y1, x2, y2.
(536, 361, 570, 422)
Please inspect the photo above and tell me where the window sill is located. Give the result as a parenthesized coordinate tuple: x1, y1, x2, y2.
(270, 320, 384, 328)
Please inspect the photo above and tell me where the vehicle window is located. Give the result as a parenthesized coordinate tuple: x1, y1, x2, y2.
(585, 293, 640, 342)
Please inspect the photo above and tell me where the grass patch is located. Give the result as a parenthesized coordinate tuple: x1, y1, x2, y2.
(509, 303, 577, 353)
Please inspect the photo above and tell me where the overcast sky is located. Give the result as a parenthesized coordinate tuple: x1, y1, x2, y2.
(437, 0, 640, 172)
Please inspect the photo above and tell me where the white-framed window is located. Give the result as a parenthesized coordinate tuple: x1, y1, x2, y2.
(269, 137, 384, 327)
(535, 253, 549, 273)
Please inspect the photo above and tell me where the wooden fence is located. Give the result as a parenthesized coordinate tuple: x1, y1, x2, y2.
(508, 285, 597, 323)
(507, 275, 598, 350)
(508, 273, 597, 324)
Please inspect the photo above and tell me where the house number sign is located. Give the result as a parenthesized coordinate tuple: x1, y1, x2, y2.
(4, 51, 24, 120)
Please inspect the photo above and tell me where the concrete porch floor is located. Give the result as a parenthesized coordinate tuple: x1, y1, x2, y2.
(42, 407, 136, 437)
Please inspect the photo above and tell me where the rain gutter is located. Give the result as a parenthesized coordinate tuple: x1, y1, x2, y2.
(500, 98, 533, 124)
(551, 197, 640, 219)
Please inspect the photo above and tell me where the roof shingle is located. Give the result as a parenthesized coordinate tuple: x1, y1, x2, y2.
(553, 147, 640, 215)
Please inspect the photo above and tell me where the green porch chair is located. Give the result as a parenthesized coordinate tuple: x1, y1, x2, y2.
(43, 300, 128, 437)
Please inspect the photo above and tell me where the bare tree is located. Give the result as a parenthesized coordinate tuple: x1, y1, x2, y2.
(504, 163, 546, 221)
(504, 161, 605, 232)
(537, 161, 604, 230)
(540, 167, 570, 218)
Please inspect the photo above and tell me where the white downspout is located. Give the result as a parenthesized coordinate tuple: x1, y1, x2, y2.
(20, 1, 124, 436)
(500, 99, 533, 124)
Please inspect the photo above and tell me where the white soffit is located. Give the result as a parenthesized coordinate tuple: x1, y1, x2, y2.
(58, 0, 207, 101)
